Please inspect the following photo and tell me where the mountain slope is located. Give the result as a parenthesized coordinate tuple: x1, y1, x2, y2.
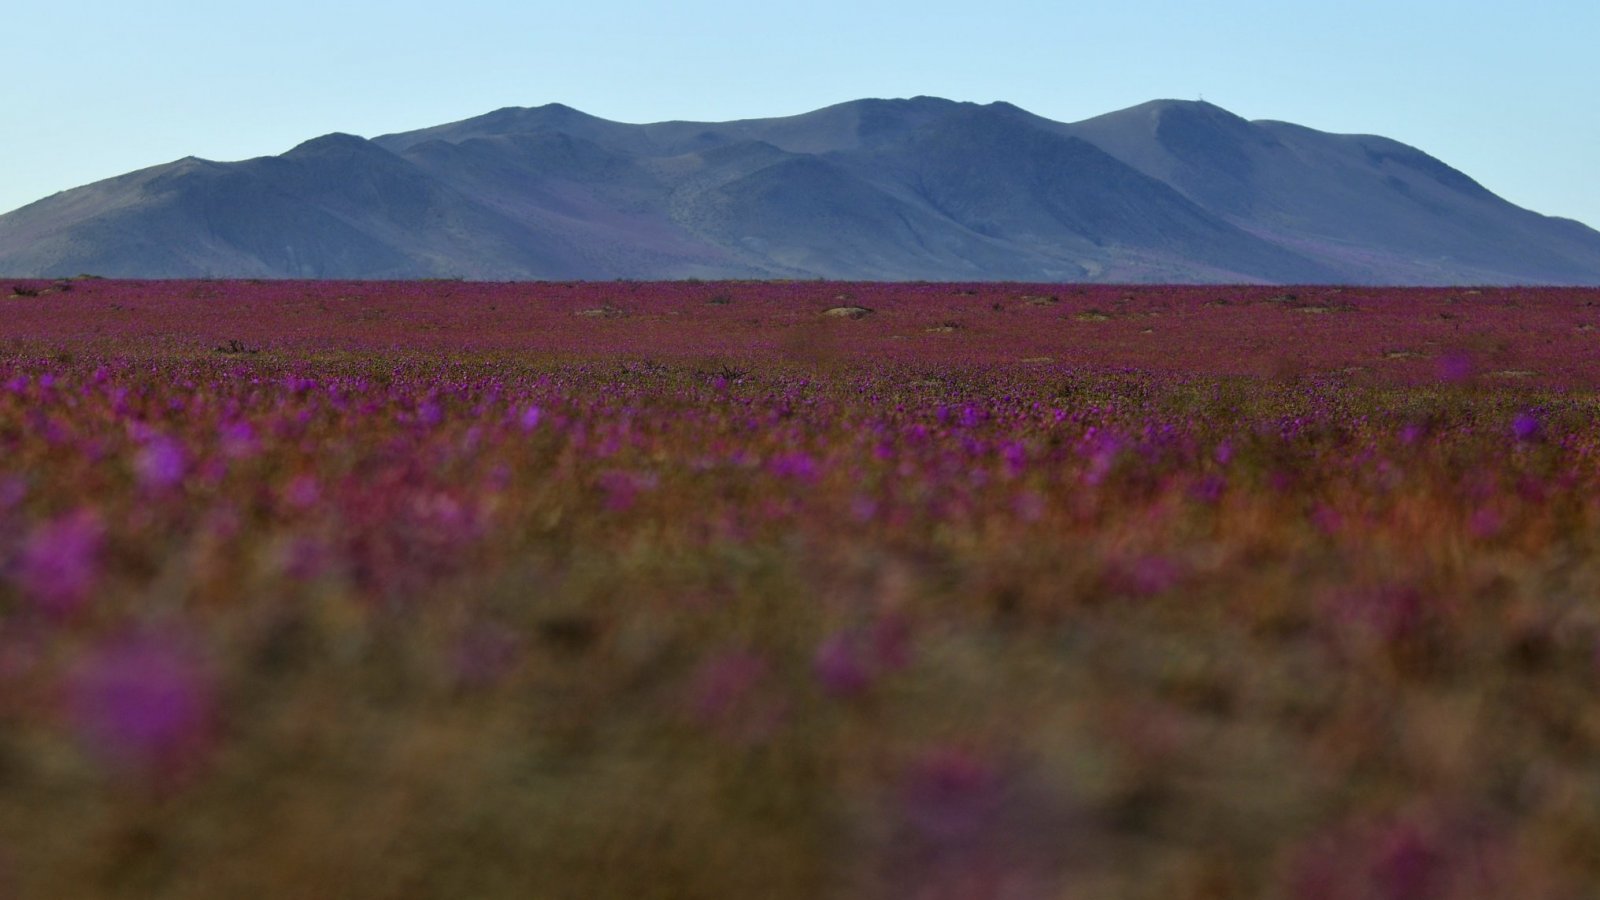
(1067, 100, 1600, 284)
(3, 97, 1597, 283)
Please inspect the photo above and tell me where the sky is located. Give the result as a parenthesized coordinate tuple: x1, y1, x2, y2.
(7, 0, 1599, 229)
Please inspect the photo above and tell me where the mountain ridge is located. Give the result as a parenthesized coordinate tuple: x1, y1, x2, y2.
(3, 97, 1597, 284)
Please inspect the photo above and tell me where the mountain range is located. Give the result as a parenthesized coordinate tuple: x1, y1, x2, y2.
(3, 97, 1598, 284)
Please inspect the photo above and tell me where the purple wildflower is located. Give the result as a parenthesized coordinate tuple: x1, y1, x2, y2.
(66, 631, 216, 780)
(1191, 473, 1227, 504)
(1468, 507, 1504, 539)
(869, 614, 914, 671)
(283, 474, 320, 510)
(851, 495, 880, 522)
(812, 631, 872, 697)
(134, 436, 187, 490)
(1369, 822, 1444, 900)
(219, 421, 258, 458)
(14, 511, 103, 618)
(1436, 354, 1473, 383)
(685, 648, 787, 744)
(688, 649, 767, 723)
(1012, 490, 1045, 522)
(899, 747, 1003, 844)
(1000, 441, 1028, 476)
(518, 405, 543, 432)
(1107, 555, 1184, 597)
(769, 452, 820, 482)
(0, 476, 27, 511)
(1511, 410, 1541, 442)
(596, 469, 656, 512)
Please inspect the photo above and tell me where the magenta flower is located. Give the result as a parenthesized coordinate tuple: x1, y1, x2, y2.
(899, 747, 1003, 843)
(1436, 354, 1473, 383)
(66, 631, 217, 780)
(1287, 813, 1496, 900)
(868, 614, 914, 671)
(282, 474, 321, 510)
(769, 452, 820, 482)
(596, 469, 657, 512)
(1468, 507, 1504, 539)
(519, 405, 543, 431)
(813, 631, 872, 697)
(1012, 490, 1045, 522)
(219, 421, 258, 458)
(1369, 822, 1444, 900)
(851, 495, 880, 522)
(134, 436, 188, 490)
(688, 649, 768, 723)
(1190, 473, 1227, 504)
(1000, 441, 1028, 476)
(1324, 584, 1432, 649)
(683, 647, 789, 744)
(13, 511, 103, 618)
(881, 746, 1071, 900)
(0, 476, 25, 511)
(278, 537, 328, 581)
(1106, 555, 1184, 598)
(1511, 410, 1541, 442)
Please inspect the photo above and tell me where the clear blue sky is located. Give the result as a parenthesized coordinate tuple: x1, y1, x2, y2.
(8, 0, 1598, 229)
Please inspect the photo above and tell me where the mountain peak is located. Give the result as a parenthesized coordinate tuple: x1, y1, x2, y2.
(286, 132, 377, 157)
(1088, 98, 1249, 126)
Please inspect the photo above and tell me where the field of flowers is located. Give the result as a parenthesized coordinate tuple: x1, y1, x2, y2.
(3, 279, 1600, 898)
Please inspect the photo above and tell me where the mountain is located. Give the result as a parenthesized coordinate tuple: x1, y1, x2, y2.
(2, 97, 1597, 284)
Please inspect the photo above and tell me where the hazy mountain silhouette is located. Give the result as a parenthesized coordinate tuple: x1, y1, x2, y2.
(3, 97, 1597, 283)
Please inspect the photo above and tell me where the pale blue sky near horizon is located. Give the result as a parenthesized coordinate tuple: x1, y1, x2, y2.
(8, 0, 1598, 228)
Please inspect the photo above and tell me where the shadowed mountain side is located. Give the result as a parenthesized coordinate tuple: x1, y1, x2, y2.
(0, 137, 585, 279)
(0, 157, 406, 279)
(1068, 101, 1600, 284)
(3, 97, 1598, 283)
(395, 134, 764, 278)
(829, 105, 1338, 282)
(673, 154, 1086, 280)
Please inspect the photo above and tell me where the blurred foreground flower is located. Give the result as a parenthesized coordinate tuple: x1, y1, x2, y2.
(813, 616, 914, 698)
(1436, 354, 1473, 383)
(1288, 812, 1508, 900)
(518, 404, 543, 431)
(65, 630, 217, 783)
(1511, 410, 1542, 442)
(686, 648, 787, 744)
(868, 746, 1072, 900)
(134, 436, 188, 491)
(900, 748, 1005, 844)
(813, 632, 872, 697)
(13, 510, 103, 618)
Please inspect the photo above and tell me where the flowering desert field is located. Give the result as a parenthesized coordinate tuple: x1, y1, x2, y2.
(3, 279, 1600, 898)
